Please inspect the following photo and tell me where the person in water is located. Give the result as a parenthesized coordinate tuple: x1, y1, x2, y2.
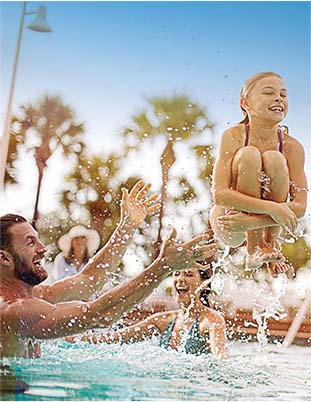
(0, 180, 217, 358)
(68, 256, 227, 359)
(210, 72, 307, 277)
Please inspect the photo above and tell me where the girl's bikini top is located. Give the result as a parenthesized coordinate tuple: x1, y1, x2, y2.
(244, 124, 283, 153)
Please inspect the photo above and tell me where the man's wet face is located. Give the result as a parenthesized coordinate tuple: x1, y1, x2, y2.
(9, 222, 48, 286)
(12, 247, 47, 286)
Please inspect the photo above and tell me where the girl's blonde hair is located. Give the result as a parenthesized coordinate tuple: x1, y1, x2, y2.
(239, 71, 283, 125)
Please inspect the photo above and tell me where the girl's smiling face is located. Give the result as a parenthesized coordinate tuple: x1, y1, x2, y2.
(241, 76, 288, 124)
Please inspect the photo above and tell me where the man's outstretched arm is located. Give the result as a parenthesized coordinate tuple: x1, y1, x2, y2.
(34, 180, 160, 303)
(93, 229, 216, 326)
(6, 230, 216, 341)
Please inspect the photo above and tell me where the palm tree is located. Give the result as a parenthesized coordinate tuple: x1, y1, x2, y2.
(60, 148, 142, 243)
(7, 96, 85, 228)
(123, 94, 215, 256)
(193, 144, 215, 187)
(4, 117, 21, 185)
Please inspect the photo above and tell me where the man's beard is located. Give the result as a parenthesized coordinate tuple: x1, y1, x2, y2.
(12, 250, 47, 286)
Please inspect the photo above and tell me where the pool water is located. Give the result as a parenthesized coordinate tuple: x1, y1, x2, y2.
(1, 339, 310, 401)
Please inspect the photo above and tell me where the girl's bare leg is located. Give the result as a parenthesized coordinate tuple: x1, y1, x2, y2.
(262, 150, 290, 276)
(210, 204, 245, 248)
(231, 146, 281, 268)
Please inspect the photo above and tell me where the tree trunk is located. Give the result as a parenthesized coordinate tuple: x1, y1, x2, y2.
(32, 169, 43, 229)
(32, 145, 50, 228)
(154, 140, 176, 258)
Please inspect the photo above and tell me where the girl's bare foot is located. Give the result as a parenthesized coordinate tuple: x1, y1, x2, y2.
(268, 261, 291, 278)
(246, 244, 285, 269)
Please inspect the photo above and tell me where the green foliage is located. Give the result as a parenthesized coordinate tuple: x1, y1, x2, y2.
(124, 94, 215, 144)
(7, 96, 85, 182)
(8, 92, 219, 270)
(6, 96, 86, 226)
(36, 212, 73, 260)
(193, 144, 215, 186)
(282, 234, 311, 271)
(58, 149, 141, 245)
(123, 94, 216, 248)
(172, 177, 197, 203)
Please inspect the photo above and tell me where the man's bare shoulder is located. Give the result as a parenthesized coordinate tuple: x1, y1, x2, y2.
(0, 298, 30, 331)
(0, 295, 53, 320)
(1, 295, 47, 308)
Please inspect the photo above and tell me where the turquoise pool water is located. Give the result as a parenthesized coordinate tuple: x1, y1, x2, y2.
(1, 339, 310, 401)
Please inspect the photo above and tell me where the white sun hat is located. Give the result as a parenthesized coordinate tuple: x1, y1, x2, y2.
(58, 225, 101, 258)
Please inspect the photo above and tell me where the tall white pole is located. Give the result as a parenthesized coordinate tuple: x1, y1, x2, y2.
(283, 291, 311, 347)
(0, 1, 27, 194)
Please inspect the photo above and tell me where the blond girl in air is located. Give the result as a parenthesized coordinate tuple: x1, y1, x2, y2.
(210, 72, 307, 277)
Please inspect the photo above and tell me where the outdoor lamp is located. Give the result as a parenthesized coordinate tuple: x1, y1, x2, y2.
(0, 2, 52, 193)
(28, 6, 52, 33)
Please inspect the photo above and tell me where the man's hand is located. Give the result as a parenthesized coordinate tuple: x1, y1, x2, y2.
(120, 180, 161, 227)
(159, 229, 217, 273)
(65, 335, 77, 344)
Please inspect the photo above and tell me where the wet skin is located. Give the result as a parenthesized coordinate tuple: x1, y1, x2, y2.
(0, 190, 216, 358)
(210, 75, 307, 277)
(71, 267, 227, 359)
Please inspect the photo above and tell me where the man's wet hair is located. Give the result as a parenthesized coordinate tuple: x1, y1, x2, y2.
(0, 214, 27, 250)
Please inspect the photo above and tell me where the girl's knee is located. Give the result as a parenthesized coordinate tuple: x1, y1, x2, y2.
(262, 151, 289, 201)
(233, 146, 262, 171)
(262, 150, 287, 171)
(262, 150, 289, 180)
(216, 231, 245, 248)
(209, 210, 245, 248)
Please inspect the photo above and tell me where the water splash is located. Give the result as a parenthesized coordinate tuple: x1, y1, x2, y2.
(252, 275, 289, 356)
(259, 171, 271, 194)
(5, 338, 311, 401)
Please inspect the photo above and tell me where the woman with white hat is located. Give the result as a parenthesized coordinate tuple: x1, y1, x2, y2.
(52, 225, 101, 282)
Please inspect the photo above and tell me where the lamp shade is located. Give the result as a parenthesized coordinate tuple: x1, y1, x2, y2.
(28, 6, 52, 33)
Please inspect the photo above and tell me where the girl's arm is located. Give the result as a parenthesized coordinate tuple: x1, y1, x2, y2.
(212, 128, 297, 231)
(284, 138, 308, 219)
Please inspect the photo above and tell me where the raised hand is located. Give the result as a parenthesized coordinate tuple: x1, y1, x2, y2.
(268, 261, 291, 278)
(159, 229, 217, 273)
(65, 335, 77, 344)
(120, 180, 161, 227)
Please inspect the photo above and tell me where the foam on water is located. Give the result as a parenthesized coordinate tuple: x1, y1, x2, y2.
(2, 338, 310, 401)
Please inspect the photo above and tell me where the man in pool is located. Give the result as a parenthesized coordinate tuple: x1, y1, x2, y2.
(0, 180, 216, 358)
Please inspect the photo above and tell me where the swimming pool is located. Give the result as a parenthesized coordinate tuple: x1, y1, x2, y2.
(1, 339, 310, 401)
